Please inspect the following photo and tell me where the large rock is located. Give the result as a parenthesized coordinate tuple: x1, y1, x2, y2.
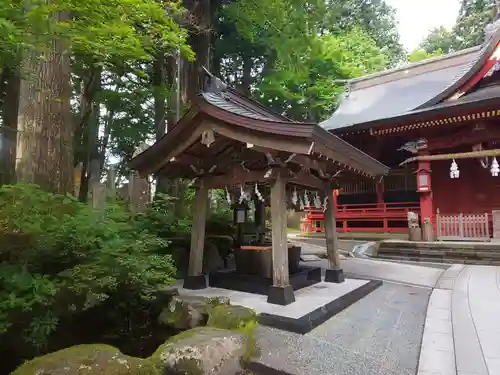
(203, 240, 224, 273)
(11, 344, 156, 375)
(152, 327, 248, 375)
(158, 296, 230, 330)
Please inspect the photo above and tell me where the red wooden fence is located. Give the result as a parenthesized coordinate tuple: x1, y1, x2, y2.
(302, 201, 420, 233)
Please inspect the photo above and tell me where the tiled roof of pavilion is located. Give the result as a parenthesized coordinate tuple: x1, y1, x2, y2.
(321, 18, 500, 132)
(129, 71, 390, 183)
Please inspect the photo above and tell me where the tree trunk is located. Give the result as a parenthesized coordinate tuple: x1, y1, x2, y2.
(77, 65, 101, 201)
(0, 67, 20, 185)
(184, 0, 213, 103)
(16, 12, 73, 193)
(153, 52, 170, 194)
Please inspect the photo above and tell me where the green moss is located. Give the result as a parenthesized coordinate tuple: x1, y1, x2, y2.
(235, 320, 260, 363)
(11, 344, 160, 375)
(207, 304, 256, 330)
(205, 303, 260, 362)
(206, 296, 230, 307)
(153, 327, 205, 351)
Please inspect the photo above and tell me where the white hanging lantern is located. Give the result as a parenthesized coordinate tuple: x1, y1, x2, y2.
(303, 190, 310, 207)
(491, 157, 500, 177)
(450, 159, 460, 179)
(239, 184, 246, 204)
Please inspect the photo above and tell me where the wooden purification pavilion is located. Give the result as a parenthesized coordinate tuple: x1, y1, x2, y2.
(130, 71, 389, 305)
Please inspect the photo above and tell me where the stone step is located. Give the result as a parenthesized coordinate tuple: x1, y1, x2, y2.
(376, 254, 500, 266)
(380, 239, 500, 252)
(379, 247, 500, 258)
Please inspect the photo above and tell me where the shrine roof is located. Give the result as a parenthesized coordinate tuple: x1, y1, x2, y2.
(321, 22, 500, 132)
(130, 73, 389, 183)
(365, 85, 500, 136)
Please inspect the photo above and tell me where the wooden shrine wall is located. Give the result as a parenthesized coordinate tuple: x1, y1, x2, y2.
(432, 158, 500, 214)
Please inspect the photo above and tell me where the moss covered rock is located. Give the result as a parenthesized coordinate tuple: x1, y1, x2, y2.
(152, 327, 247, 375)
(158, 295, 231, 330)
(158, 295, 209, 330)
(207, 305, 257, 330)
(11, 344, 158, 375)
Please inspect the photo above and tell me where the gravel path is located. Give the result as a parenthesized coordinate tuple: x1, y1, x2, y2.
(254, 282, 430, 375)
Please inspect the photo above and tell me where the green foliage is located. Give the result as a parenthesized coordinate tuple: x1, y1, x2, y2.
(418, 26, 456, 55)
(136, 192, 191, 236)
(454, 0, 497, 50)
(408, 49, 444, 63)
(0, 0, 192, 67)
(417, 1, 497, 58)
(0, 183, 176, 350)
(256, 29, 388, 122)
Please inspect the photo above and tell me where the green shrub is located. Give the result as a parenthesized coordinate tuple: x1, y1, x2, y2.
(0, 183, 176, 352)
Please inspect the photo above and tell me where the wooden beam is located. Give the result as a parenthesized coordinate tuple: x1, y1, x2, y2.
(270, 171, 289, 287)
(427, 126, 500, 152)
(249, 145, 337, 174)
(400, 148, 500, 165)
(314, 142, 375, 177)
(188, 182, 209, 277)
(288, 169, 327, 190)
(146, 123, 207, 175)
(203, 168, 268, 188)
(208, 120, 312, 155)
(203, 164, 326, 190)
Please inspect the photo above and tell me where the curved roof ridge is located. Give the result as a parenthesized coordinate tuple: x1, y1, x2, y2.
(349, 46, 481, 86)
(322, 25, 500, 132)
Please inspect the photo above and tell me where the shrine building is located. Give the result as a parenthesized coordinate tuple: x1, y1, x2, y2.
(315, 16, 500, 241)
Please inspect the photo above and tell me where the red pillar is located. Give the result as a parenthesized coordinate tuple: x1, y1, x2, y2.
(417, 139, 434, 222)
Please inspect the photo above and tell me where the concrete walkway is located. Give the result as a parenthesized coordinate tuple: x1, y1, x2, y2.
(297, 239, 500, 375)
(418, 265, 500, 375)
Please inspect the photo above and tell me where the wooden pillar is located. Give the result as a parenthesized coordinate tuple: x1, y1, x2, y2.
(417, 139, 434, 224)
(183, 182, 209, 289)
(267, 172, 295, 305)
(324, 183, 345, 283)
(376, 180, 384, 205)
(255, 199, 265, 243)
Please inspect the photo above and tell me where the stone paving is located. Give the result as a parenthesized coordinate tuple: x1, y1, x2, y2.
(418, 265, 500, 375)
(255, 282, 431, 375)
(283, 240, 500, 375)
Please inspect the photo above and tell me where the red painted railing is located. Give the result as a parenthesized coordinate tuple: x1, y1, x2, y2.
(302, 202, 420, 233)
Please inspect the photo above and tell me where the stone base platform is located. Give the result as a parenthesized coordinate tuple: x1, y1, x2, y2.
(376, 239, 500, 265)
(176, 278, 382, 334)
(208, 267, 321, 296)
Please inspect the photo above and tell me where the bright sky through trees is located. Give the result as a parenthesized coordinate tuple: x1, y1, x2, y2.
(388, 0, 460, 50)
